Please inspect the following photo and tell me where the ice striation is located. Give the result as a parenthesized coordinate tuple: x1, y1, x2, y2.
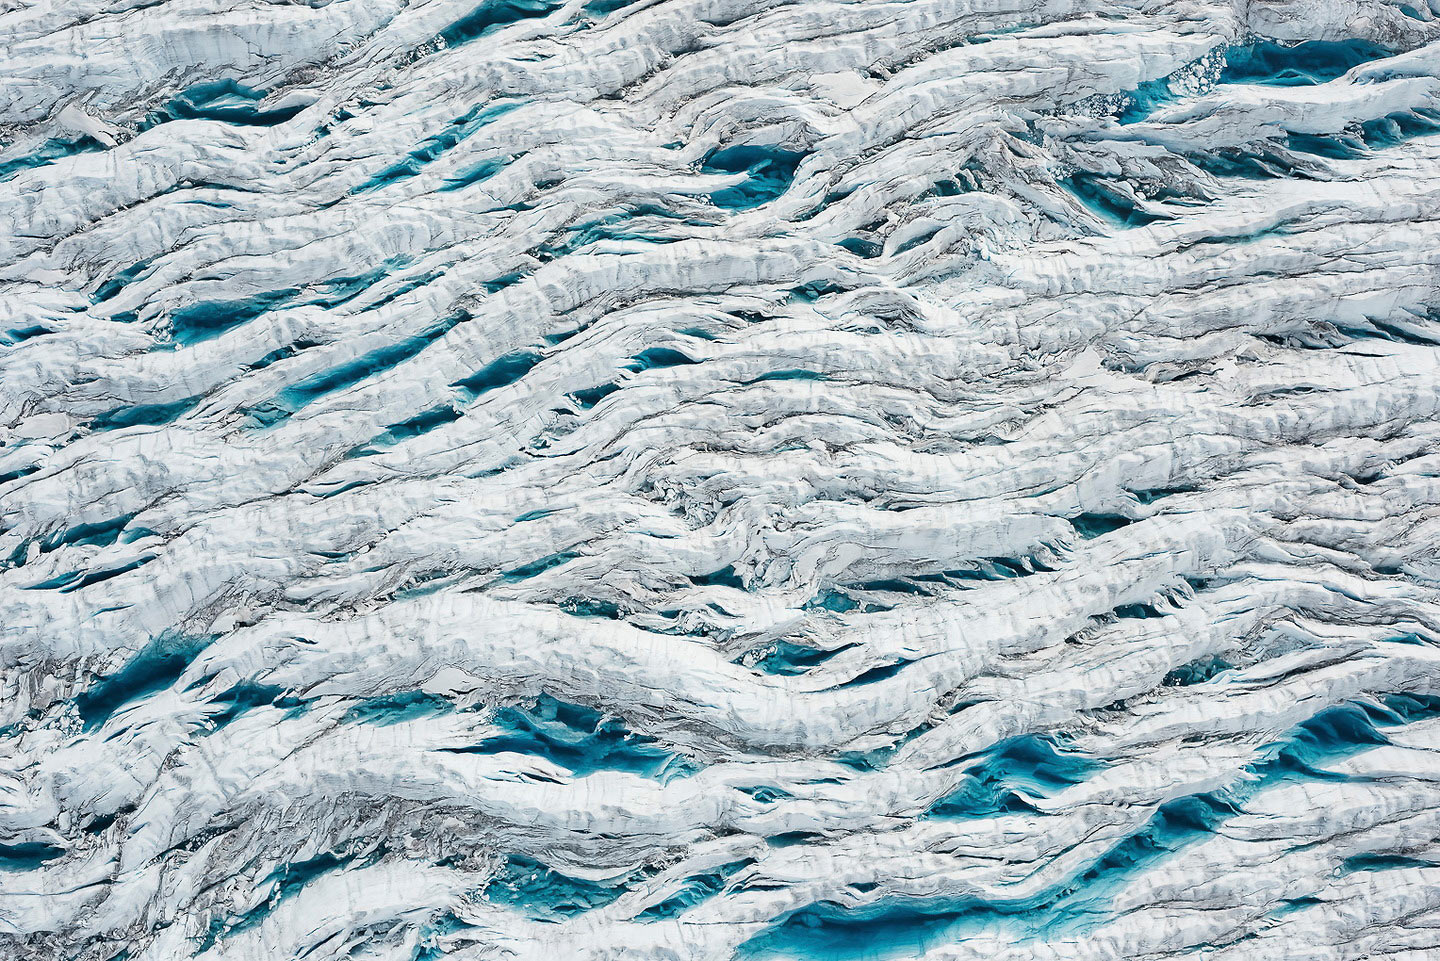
(3, 0, 1440, 958)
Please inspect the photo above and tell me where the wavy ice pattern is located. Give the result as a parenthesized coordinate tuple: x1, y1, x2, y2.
(4, 0, 1440, 958)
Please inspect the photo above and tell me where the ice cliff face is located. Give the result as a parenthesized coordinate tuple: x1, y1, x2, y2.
(4, 0, 1440, 958)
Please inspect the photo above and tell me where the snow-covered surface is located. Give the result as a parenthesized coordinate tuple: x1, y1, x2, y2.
(4, 0, 1440, 958)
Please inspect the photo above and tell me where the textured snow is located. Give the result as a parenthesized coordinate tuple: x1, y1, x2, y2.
(4, 0, 1440, 959)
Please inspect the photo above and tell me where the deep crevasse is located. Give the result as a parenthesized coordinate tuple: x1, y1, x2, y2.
(3, 0, 1440, 959)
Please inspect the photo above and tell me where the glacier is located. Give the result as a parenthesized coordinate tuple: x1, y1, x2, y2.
(4, 0, 1440, 958)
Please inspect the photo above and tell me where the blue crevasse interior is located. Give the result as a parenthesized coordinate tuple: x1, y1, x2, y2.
(295, 256, 417, 310)
(837, 236, 883, 258)
(206, 683, 306, 729)
(410, 912, 479, 959)
(333, 689, 696, 780)
(735, 793, 1228, 960)
(751, 368, 828, 383)
(1284, 108, 1440, 161)
(354, 101, 520, 193)
(351, 404, 463, 456)
(89, 398, 198, 433)
(1116, 38, 1393, 127)
(6, 515, 152, 572)
(1361, 108, 1440, 149)
(1114, 74, 1189, 126)
(1185, 146, 1304, 180)
(452, 348, 544, 402)
(165, 259, 428, 351)
(804, 590, 861, 613)
(501, 551, 577, 582)
(0, 135, 105, 182)
(834, 660, 911, 689)
(1219, 39, 1393, 87)
(23, 552, 155, 594)
(624, 346, 697, 372)
(451, 694, 699, 780)
(636, 859, 755, 921)
(534, 206, 691, 261)
(0, 841, 67, 867)
(169, 289, 299, 345)
(1342, 852, 1438, 872)
(2, 323, 57, 345)
(344, 690, 455, 726)
(439, 156, 512, 192)
(73, 633, 216, 731)
(92, 258, 158, 306)
(835, 559, 1040, 605)
(691, 564, 746, 589)
(582, 0, 641, 15)
(137, 81, 305, 131)
(737, 694, 1440, 961)
(484, 854, 641, 920)
(1061, 173, 1164, 227)
(199, 849, 372, 951)
(244, 311, 468, 427)
(1104, 38, 1430, 187)
(703, 145, 807, 210)
(927, 735, 1103, 819)
(745, 640, 850, 676)
(1163, 654, 1234, 687)
(568, 381, 620, 409)
(357, 270, 448, 313)
(488, 852, 755, 924)
(557, 596, 625, 619)
(439, 0, 562, 46)
(1245, 697, 1430, 789)
(42, 516, 133, 554)
(1070, 512, 1134, 539)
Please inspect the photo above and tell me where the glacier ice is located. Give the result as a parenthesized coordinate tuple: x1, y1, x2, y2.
(4, 0, 1440, 958)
